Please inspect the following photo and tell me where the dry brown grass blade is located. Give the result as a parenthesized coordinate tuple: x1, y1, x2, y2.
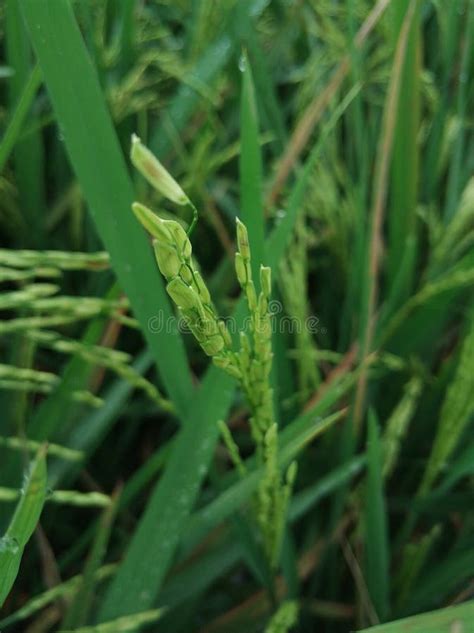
(90, 309, 126, 393)
(24, 607, 61, 633)
(339, 535, 379, 627)
(35, 526, 66, 615)
(304, 343, 358, 412)
(450, 579, 474, 606)
(307, 599, 355, 621)
(353, 0, 417, 431)
(266, 0, 392, 208)
(204, 193, 235, 259)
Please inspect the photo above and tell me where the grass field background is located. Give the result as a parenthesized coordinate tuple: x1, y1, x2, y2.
(1, 1, 474, 631)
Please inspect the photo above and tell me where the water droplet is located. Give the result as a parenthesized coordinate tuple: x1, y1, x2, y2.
(140, 590, 151, 602)
(0, 536, 20, 555)
(450, 619, 463, 633)
(238, 55, 246, 73)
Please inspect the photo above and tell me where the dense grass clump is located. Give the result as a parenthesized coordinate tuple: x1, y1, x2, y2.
(1, 1, 474, 632)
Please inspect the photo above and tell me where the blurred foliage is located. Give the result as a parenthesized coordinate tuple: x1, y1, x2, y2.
(0, 0, 474, 632)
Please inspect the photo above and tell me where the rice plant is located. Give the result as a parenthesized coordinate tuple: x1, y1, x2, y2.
(1, 1, 474, 632)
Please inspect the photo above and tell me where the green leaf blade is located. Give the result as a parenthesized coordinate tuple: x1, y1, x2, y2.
(0, 446, 47, 608)
(239, 52, 265, 282)
(365, 411, 390, 622)
(20, 0, 194, 417)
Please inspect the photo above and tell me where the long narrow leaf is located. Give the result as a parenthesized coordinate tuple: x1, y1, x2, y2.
(0, 64, 42, 174)
(239, 52, 265, 281)
(365, 411, 390, 621)
(97, 364, 235, 620)
(6, 0, 45, 244)
(20, 0, 194, 416)
(419, 315, 474, 494)
(357, 599, 474, 633)
(0, 446, 47, 608)
(386, 0, 421, 299)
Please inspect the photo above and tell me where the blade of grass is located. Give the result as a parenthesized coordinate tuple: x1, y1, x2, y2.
(386, 0, 421, 302)
(418, 314, 474, 495)
(0, 64, 42, 174)
(6, 0, 45, 246)
(399, 549, 474, 616)
(61, 487, 121, 629)
(97, 364, 236, 621)
(340, 0, 371, 350)
(395, 525, 441, 610)
(353, 0, 417, 431)
(116, 0, 135, 75)
(239, 52, 265, 283)
(444, 1, 473, 222)
(437, 441, 474, 493)
(380, 252, 474, 350)
(364, 411, 390, 622)
(422, 1, 462, 202)
(357, 599, 474, 633)
(20, 0, 194, 416)
(346, 0, 369, 189)
(0, 445, 47, 608)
